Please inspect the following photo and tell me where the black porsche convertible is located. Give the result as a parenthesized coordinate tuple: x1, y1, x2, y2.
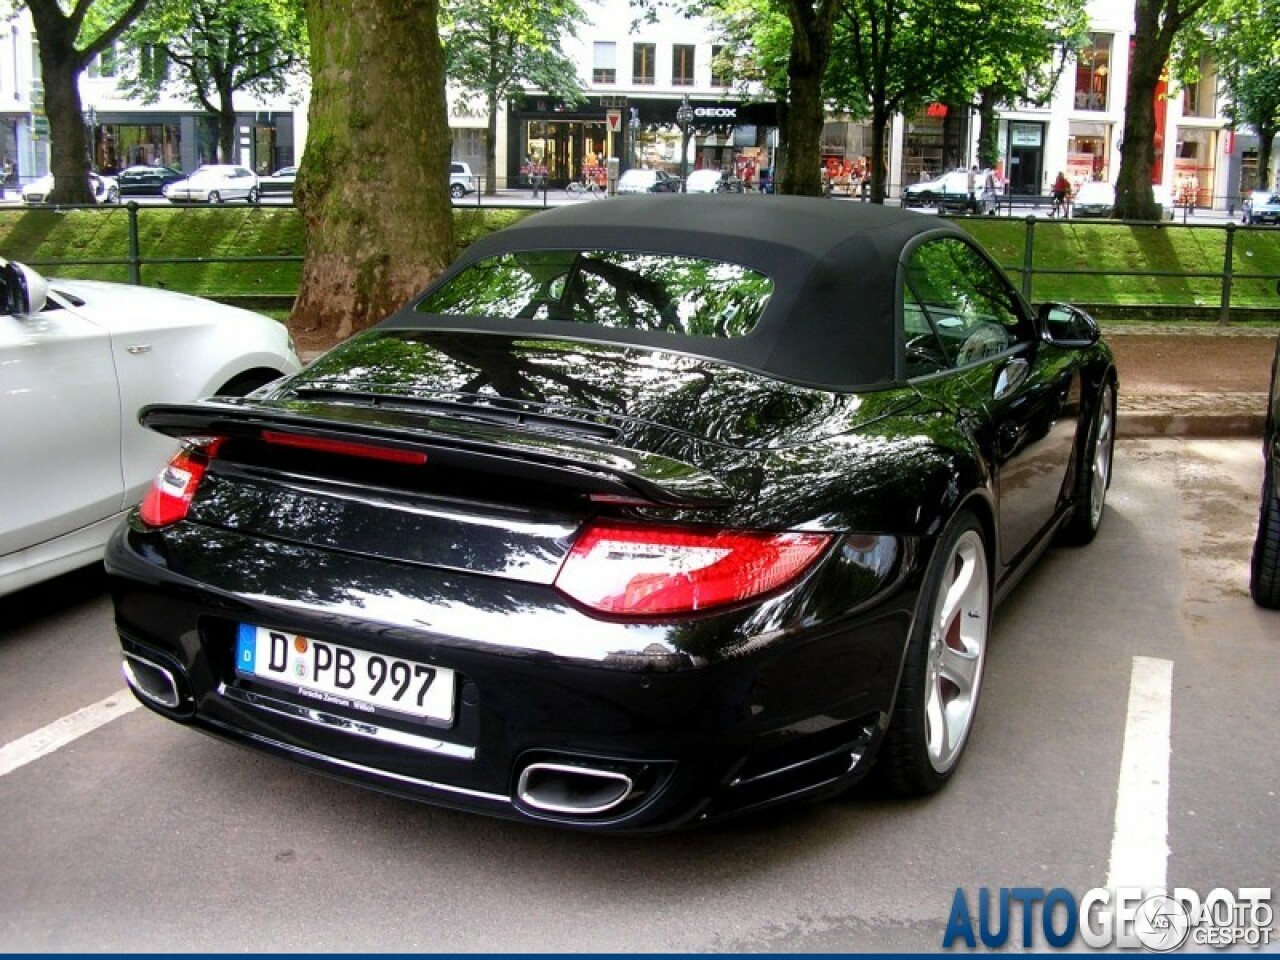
(106, 197, 1117, 831)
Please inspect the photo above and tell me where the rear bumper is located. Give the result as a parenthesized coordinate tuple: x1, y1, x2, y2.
(106, 520, 916, 831)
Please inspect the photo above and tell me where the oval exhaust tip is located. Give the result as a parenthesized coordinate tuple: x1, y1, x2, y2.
(517, 762, 635, 816)
(122, 653, 182, 709)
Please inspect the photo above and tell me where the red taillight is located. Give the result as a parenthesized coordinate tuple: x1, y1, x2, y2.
(261, 430, 428, 465)
(139, 441, 219, 527)
(554, 521, 833, 616)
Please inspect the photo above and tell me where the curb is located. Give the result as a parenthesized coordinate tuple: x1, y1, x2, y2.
(1118, 411, 1265, 438)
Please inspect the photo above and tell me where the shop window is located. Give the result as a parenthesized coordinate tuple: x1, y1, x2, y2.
(633, 43, 655, 85)
(106, 123, 182, 171)
(672, 44, 694, 86)
(711, 45, 731, 87)
(1175, 127, 1215, 205)
(593, 42, 616, 84)
(1074, 34, 1112, 112)
(1067, 121, 1110, 184)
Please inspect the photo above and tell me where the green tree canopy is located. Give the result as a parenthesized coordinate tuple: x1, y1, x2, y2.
(442, 0, 586, 194)
(699, 0, 1082, 200)
(20, 0, 150, 204)
(1114, 0, 1218, 219)
(1179, 0, 1280, 190)
(118, 0, 308, 166)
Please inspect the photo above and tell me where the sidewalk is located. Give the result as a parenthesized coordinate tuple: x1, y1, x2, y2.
(1107, 324, 1275, 438)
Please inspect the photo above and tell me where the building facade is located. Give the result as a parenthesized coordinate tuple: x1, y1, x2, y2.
(0, 8, 304, 189)
(487, 0, 1274, 208)
(2, 1, 1274, 206)
(501, 0, 779, 189)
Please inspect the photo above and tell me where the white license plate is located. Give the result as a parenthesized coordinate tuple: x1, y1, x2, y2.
(235, 625, 454, 723)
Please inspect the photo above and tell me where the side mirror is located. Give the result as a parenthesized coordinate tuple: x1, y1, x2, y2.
(1037, 302, 1100, 346)
(1, 260, 50, 316)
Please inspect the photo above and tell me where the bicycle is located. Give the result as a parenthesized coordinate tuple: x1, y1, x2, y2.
(565, 179, 606, 198)
(566, 167, 608, 199)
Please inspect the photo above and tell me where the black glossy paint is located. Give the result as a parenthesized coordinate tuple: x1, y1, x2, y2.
(106, 200, 1116, 831)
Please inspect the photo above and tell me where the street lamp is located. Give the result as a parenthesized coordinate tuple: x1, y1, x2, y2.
(676, 95, 693, 189)
(84, 105, 97, 167)
(629, 107, 640, 170)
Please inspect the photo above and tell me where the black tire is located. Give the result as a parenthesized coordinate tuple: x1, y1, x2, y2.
(1251, 464, 1280, 609)
(247, 187, 260, 204)
(450, 183, 466, 199)
(1058, 380, 1116, 546)
(208, 190, 222, 204)
(878, 508, 991, 796)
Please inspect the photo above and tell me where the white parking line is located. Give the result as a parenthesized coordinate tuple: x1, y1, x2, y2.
(1106, 655, 1174, 890)
(0, 690, 139, 778)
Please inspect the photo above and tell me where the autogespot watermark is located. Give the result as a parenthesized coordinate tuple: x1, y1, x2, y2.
(942, 886, 1274, 951)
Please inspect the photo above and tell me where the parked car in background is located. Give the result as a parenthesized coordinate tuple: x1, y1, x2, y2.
(1070, 180, 1115, 218)
(0, 258, 300, 598)
(163, 165, 260, 204)
(1070, 182, 1176, 220)
(116, 165, 185, 198)
(1243, 189, 1280, 226)
(901, 171, 956, 208)
(684, 169, 744, 194)
(450, 162, 476, 199)
(105, 197, 1116, 831)
(936, 169, 1000, 215)
(259, 166, 297, 198)
(21, 172, 119, 205)
(1252, 334, 1280, 608)
(616, 168, 681, 194)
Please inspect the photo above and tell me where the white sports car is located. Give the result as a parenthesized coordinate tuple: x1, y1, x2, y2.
(0, 259, 302, 597)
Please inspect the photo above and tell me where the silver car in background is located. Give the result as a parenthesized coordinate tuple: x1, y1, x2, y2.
(164, 165, 261, 204)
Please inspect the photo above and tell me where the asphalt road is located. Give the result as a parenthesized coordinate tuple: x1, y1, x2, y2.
(1, 438, 1276, 952)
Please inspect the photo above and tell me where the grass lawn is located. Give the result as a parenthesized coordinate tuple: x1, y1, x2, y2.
(0, 205, 533, 297)
(958, 217, 1280, 309)
(1, 204, 1277, 315)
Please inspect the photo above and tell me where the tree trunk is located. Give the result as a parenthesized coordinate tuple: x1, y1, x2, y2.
(869, 103, 890, 203)
(292, 0, 455, 343)
(218, 83, 238, 164)
(1258, 123, 1277, 190)
(779, 2, 836, 196)
(28, 8, 93, 205)
(486, 88, 500, 195)
(1114, 0, 1207, 219)
(976, 89, 999, 170)
(1114, 29, 1163, 219)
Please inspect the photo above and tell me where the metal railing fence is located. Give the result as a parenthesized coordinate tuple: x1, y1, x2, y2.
(2, 196, 1278, 324)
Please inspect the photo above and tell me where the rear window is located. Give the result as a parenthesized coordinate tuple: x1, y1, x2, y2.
(416, 251, 773, 339)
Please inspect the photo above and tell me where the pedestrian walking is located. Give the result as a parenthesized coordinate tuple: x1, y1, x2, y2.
(981, 169, 999, 215)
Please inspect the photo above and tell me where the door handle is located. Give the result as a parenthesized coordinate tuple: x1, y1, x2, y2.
(993, 357, 1029, 400)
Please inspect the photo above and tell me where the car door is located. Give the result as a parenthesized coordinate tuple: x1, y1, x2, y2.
(904, 237, 1078, 568)
(0, 291, 124, 558)
(136, 169, 160, 195)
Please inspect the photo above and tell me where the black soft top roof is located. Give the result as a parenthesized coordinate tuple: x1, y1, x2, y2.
(380, 195, 969, 390)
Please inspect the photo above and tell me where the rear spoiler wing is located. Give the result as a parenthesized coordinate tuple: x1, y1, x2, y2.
(139, 400, 735, 508)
